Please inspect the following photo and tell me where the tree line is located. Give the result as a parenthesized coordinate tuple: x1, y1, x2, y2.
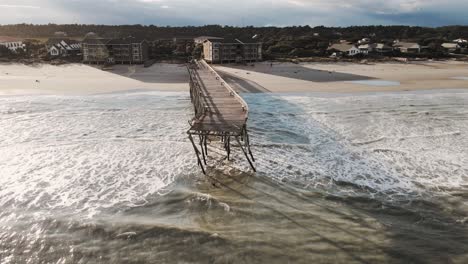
(1, 24, 468, 60)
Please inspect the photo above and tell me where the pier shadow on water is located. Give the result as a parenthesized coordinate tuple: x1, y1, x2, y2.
(29, 89, 465, 264)
(134, 84, 467, 263)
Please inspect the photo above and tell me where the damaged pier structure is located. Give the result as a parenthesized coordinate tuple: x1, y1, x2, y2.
(187, 59, 255, 174)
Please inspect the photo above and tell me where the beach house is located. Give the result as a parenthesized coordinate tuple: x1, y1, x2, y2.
(374, 43, 393, 53)
(442, 43, 460, 53)
(46, 38, 81, 57)
(328, 43, 361, 56)
(358, 43, 375, 54)
(0, 36, 26, 53)
(393, 41, 421, 53)
(203, 38, 262, 64)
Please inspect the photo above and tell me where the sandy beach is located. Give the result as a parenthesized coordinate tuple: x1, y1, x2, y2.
(1, 61, 468, 95)
(0, 63, 189, 95)
(216, 61, 468, 93)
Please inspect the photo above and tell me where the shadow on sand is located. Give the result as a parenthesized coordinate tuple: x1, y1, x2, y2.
(104, 63, 189, 84)
(216, 62, 375, 83)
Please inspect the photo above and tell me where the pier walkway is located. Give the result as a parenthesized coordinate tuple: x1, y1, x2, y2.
(187, 59, 255, 174)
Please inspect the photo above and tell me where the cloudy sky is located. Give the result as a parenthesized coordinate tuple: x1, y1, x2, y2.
(1, 0, 468, 26)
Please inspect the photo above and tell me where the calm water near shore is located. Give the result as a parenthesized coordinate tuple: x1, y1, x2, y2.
(0, 89, 468, 263)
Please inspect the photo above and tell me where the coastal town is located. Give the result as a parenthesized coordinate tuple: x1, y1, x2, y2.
(2, 0, 468, 260)
(1, 29, 468, 66)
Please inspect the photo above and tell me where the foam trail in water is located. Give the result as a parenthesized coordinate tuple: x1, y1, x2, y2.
(233, 92, 468, 200)
(0, 92, 197, 219)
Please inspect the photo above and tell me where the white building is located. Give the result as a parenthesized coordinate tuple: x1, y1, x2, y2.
(0, 36, 26, 53)
(442, 43, 460, 52)
(453, 38, 467, 44)
(328, 43, 362, 56)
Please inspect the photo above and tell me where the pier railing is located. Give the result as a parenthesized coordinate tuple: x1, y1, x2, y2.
(187, 62, 207, 120)
(199, 60, 249, 118)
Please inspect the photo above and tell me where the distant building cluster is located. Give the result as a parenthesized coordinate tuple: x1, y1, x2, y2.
(43, 33, 263, 65)
(327, 38, 468, 57)
(2, 30, 467, 63)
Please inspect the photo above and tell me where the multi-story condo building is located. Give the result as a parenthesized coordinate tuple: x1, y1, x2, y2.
(203, 38, 262, 64)
(82, 38, 111, 63)
(107, 37, 149, 64)
(82, 37, 148, 64)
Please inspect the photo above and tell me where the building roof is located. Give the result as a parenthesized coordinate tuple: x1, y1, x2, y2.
(82, 38, 111, 45)
(328, 43, 357, 52)
(47, 38, 80, 45)
(453, 38, 467, 43)
(107, 37, 146, 45)
(442, 43, 459, 49)
(195, 36, 223, 41)
(236, 38, 261, 44)
(375, 43, 392, 49)
(0, 36, 22, 43)
(394, 42, 420, 49)
(206, 38, 260, 44)
(358, 43, 376, 49)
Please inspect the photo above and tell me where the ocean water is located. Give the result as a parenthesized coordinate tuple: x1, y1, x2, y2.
(0, 90, 468, 263)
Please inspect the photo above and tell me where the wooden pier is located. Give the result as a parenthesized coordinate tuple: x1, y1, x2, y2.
(187, 59, 255, 174)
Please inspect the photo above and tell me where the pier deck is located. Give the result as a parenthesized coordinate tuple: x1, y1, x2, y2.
(187, 59, 255, 173)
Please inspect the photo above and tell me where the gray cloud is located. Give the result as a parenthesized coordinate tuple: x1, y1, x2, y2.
(0, 0, 467, 26)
